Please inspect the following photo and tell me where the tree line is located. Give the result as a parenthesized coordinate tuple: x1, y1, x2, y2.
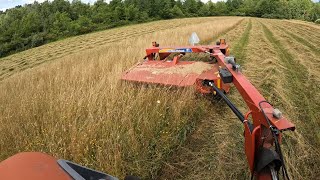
(0, 0, 319, 58)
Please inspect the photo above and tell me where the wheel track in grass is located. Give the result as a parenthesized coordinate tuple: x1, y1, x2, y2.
(260, 20, 320, 179)
(159, 19, 252, 180)
(231, 19, 252, 64)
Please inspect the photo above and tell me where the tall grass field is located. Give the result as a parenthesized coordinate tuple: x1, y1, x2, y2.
(0, 17, 319, 179)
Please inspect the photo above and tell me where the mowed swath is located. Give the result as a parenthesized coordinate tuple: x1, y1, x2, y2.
(160, 18, 320, 180)
(0, 17, 243, 179)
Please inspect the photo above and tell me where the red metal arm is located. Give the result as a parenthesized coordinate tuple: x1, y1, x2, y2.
(212, 49, 295, 179)
(213, 50, 295, 131)
(143, 43, 295, 179)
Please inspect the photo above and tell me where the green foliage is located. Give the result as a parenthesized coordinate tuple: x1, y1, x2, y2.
(0, 0, 319, 58)
(73, 15, 94, 34)
(316, 19, 320, 24)
(215, 2, 229, 15)
(309, 3, 320, 21)
(255, 0, 280, 17)
(184, 0, 199, 16)
(226, 0, 244, 11)
(125, 4, 139, 21)
(51, 12, 72, 37)
(198, 3, 210, 16)
(159, 0, 175, 19)
(288, 0, 313, 20)
(171, 5, 185, 18)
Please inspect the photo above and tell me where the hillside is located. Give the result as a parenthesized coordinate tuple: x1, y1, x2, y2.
(0, 17, 319, 179)
(1, 0, 319, 58)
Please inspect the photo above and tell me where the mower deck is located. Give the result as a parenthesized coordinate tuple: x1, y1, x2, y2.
(122, 60, 219, 87)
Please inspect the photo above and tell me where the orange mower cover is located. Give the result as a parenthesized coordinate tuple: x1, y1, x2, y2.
(0, 152, 118, 180)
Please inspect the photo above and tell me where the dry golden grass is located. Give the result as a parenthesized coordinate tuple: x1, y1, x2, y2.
(0, 17, 243, 179)
(284, 19, 320, 32)
(160, 19, 251, 180)
(0, 17, 319, 179)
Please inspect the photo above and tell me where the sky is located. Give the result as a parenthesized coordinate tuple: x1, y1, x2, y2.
(0, 0, 224, 11)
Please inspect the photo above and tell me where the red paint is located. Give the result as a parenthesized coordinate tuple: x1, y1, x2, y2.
(212, 49, 295, 179)
(121, 45, 230, 94)
(0, 152, 71, 180)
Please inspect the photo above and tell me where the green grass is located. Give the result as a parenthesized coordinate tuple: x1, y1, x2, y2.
(232, 19, 252, 64)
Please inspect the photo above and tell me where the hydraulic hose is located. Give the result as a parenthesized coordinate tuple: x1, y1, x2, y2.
(207, 81, 245, 123)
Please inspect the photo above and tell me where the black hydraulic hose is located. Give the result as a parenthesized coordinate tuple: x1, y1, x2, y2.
(206, 81, 258, 179)
(207, 81, 245, 123)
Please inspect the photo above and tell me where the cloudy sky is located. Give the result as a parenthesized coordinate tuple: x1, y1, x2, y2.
(0, 0, 225, 11)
